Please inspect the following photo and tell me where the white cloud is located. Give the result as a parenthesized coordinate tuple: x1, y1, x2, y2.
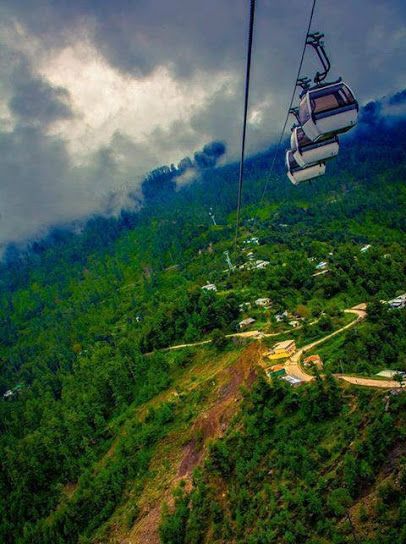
(39, 41, 236, 163)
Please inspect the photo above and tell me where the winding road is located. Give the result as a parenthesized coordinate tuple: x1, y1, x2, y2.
(163, 303, 403, 390)
(285, 305, 403, 389)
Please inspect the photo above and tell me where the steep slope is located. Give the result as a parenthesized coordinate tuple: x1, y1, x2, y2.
(160, 376, 406, 544)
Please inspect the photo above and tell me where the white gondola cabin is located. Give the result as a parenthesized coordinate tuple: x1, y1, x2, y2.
(286, 150, 326, 185)
(298, 81, 358, 142)
(291, 126, 339, 167)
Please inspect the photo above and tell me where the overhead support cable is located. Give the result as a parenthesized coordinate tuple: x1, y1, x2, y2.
(234, 0, 256, 251)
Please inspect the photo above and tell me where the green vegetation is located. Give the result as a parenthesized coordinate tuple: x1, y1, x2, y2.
(161, 377, 406, 544)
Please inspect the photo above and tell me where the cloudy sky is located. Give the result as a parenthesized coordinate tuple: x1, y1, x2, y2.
(0, 0, 405, 248)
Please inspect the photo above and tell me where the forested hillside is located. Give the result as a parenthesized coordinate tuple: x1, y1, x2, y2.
(161, 378, 406, 544)
(0, 95, 405, 543)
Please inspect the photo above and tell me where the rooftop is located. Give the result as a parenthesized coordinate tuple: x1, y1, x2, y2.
(201, 283, 217, 290)
(239, 317, 256, 325)
(282, 375, 302, 385)
(270, 364, 285, 372)
(274, 339, 295, 350)
(304, 355, 321, 362)
(376, 369, 404, 379)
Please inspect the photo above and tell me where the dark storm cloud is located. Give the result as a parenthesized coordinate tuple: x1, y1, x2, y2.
(3, 0, 405, 96)
(194, 141, 226, 169)
(3, 0, 247, 77)
(9, 62, 74, 126)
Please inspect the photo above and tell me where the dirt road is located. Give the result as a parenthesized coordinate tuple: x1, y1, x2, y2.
(285, 307, 366, 382)
(166, 303, 402, 390)
(335, 375, 402, 388)
(165, 327, 287, 351)
(284, 305, 403, 389)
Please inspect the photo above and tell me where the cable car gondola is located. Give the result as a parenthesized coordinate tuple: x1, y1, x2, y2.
(298, 80, 358, 142)
(285, 150, 325, 185)
(291, 126, 339, 167)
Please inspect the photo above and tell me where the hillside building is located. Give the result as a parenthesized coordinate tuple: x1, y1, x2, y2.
(238, 317, 256, 330)
(376, 369, 405, 379)
(268, 340, 296, 360)
(282, 375, 303, 387)
(303, 354, 323, 369)
(289, 320, 300, 328)
(201, 283, 217, 292)
(255, 297, 272, 308)
(266, 364, 286, 378)
(387, 294, 406, 309)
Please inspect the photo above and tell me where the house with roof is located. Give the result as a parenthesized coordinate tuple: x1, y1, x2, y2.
(282, 375, 303, 387)
(289, 319, 300, 328)
(388, 294, 406, 309)
(275, 310, 289, 322)
(243, 237, 260, 246)
(201, 283, 217, 292)
(376, 369, 406, 379)
(303, 354, 323, 370)
(255, 297, 272, 308)
(266, 364, 286, 378)
(239, 259, 270, 271)
(255, 260, 270, 269)
(238, 317, 256, 330)
(268, 340, 296, 360)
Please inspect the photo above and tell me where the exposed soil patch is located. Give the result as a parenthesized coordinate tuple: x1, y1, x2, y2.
(127, 342, 260, 544)
(129, 506, 161, 544)
(179, 343, 259, 477)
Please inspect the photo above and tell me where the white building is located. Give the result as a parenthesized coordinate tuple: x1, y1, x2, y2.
(254, 260, 270, 270)
(255, 298, 272, 308)
(239, 260, 270, 271)
(275, 311, 289, 322)
(376, 369, 405, 379)
(289, 320, 300, 328)
(238, 317, 256, 329)
(243, 237, 259, 246)
(387, 294, 406, 309)
(281, 375, 303, 387)
(201, 283, 217, 292)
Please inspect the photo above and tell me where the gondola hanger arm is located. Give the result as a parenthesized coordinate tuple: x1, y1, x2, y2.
(306, 32, 331, 84)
